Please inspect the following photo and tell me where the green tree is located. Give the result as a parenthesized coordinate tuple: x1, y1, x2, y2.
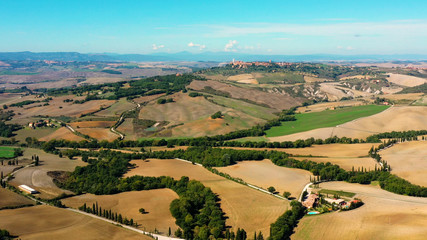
(283, 191, 291, 199)
(267, 186, 276, 193)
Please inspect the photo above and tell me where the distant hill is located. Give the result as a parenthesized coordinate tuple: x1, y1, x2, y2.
(0, 51, 426, 62)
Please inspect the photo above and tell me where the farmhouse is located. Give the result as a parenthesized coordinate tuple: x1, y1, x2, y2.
(324, 198, 346, 206)
(18, 185, 38, 194)
(302, 194, 319, 209)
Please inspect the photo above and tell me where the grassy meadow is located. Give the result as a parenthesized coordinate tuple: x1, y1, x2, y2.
(0, 146, 15, 158)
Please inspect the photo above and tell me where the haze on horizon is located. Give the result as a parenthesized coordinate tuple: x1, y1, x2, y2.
(1, 0, 427, 56)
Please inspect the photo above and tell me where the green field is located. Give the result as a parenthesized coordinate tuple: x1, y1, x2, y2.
(0, 146, 15, 158)
(265, 105, 389, 137)
(319, 189, 356, 198)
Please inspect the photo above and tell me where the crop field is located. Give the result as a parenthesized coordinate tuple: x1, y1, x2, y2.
(125, 158, 288, 236)
(188, 80, 303, 110)
(0, 146, 16, 158)
(9, 96, 115, 121)
(292, 182, 427, 240)
(77, 128, 119, 141)
(0, 188, 34, 209)
(171, 110, 263, 137)
(296, 100, 366, 113)
(139, 92, 226, 125)
(0, 205, 150, 240)
(217, 159, 312, 198)
(266, 105, 389, 137)
(9, 148, 86, 199)
(117, 118, 137, 140)
(270, 106, 427, 141)
(95, 98, 135, 117)
(410, 94, 427, 106)
(132, 93, 166, 104)
(222, 143, 380, 171)
(69, 121, 116, 128)
(62, 189, 179, 234)
(39, 127, 85, 142)
(386, 73, 427, 87)
(381, 141, 427, 187)
(208, 95, 277, 120)
(13, 127, 58, 143)
(227, 74, 259, 84)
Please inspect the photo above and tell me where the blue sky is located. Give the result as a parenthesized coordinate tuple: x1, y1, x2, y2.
(1, 0, 427, 55)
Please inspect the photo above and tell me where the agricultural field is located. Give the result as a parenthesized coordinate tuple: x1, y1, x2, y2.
(77, 128, 119, 141)
(270, 106, 427, 141)
(9, 148, 86, 199)
(125, 158, 288, 236)
(293, 182, 427, 240)
(381, 141, 427, 187)
(266, 105, 389, 137)
(138, 92, 264, 138)
(0, 188, 34, 209)
(62, 189, 179, 234)
(69, 121, 115, 128)
(12, 127, 58, 143)
(386, 73, 427, 87)
(188, 80, 304, 110)
(39, 127, 85, 142)
(0, 146, 16, 158)
(95, 98, 135, 117)
(222, 143, 380, 171)
(296, 100, 366, 113)
(217, 159, 312, 198)
(0, 205, 151, 240)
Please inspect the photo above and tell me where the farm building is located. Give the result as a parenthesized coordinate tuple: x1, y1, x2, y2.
(19, 185, 38, 194)
(324, 198, 346, 206)
(302, 194, 319, 209)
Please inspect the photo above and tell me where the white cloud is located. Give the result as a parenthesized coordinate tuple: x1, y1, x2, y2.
(188, 42, 206, 50)
(152, 44, 165, 50)
(224, 40, 238, 52)
(346, 46, 354, 50)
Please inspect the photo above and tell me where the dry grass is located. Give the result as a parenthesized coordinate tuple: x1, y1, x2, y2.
(39, 127, 85, 142)
(77, 128, 119, 141)
(69, 121, 116, 128)
(188, 80, 303, 110)
(10, 96, 115, 121)
(269, 106, 427, 141)
(9, 148, 86, 199)
(381, 141, 427, 187)
(139, 92, 226, 125)
(386, 73, 427, 87)
(133, 93, 165, 104)
(0, 205, 150, 240)
(0, 188, 34, 208)
(296, 101, 366, 113)
(292, 182, 427, 240)
(125, 159, 288, 236)
(117, 118, 137, 140)
(217, 159, 312, 198)
(222, 144, 380, 171)
(227, 74, 259, 84)
(304, 76, 330, 83)
(62, 189, 179, 234)
(95, 98, 135, 117)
